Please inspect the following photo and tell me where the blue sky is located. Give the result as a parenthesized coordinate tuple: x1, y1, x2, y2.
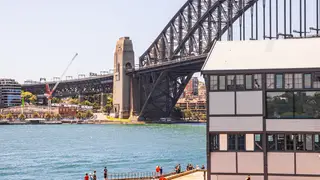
(0, 0, 318, 83)
(0, 0, 186, 83)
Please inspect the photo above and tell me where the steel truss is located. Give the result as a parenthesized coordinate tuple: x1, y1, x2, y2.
(139, 0, 259, 67)
(22, 78, 113, 98)
(136, 0, 320, 120)
(138, 71, 193, 120)
(139, 0, 320, 68)
(135, 61, 204, 120)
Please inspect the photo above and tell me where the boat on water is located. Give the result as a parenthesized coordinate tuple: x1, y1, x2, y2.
(0, 120, 9, 125)
(25, 118, 46, 124)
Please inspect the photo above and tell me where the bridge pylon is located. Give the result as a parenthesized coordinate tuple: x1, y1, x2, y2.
(112, 37, 136, 119)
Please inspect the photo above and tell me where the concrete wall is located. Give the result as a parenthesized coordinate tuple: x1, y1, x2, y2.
(268, 152, 294, 174)
(236, 91, 263, 114)
(267, 119, 320, 132)
(210, 175, 264, 180)
(238, 152, 264, 173)
(268, 176, 320, 180)
(296, 153, 320, 175)
(211, 152, 236, 173)
(209, 92, 235, 115)
(209, 116, 263, 131)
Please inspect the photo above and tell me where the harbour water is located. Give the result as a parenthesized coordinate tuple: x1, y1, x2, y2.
(0, 124, 206, 180)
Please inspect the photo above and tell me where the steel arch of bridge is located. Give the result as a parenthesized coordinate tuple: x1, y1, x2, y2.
(139, 0, 259, 67)
(139, 0, 320, 68)
(136, 0, 320, 120)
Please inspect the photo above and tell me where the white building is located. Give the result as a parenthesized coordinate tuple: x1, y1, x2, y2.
(201, 37, 320, 180)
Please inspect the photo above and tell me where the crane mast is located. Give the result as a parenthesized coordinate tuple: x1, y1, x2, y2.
(46, 53, 78, 111)
(51, 53, 78, 94)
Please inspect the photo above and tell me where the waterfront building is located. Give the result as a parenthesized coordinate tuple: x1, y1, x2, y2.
(0, 79, 21, 108)
(185, 77, 199, 96)
(202, 37, 320, 180)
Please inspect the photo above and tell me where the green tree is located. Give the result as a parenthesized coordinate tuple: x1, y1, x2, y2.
(18, 114, 26, 120)
(6, 113, 13, 120)
(76, 112, 83, 119)
(44, 112, 52, 120)
(200, 114, 207, 121)
(81, 100, 92, 106)
(85, 110, 93, 118)
(69, 98, 80, 105)
(55, 113, 62, 120)
(21, 91, 37, 104)
(183, 109, 192, 120)
(51, 97, 62, 103)
(32, 112, 40, 118)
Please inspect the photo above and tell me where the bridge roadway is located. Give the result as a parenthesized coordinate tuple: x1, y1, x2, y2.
(21, 74, 113, 97)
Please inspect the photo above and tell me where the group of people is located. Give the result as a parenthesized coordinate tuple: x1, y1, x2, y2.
(175, 163, 205, 173)
(186, 164, 205, 171)
(174, 164, 182, 173)
(84, 167, 108, 180)
(155, 166, 163, 175)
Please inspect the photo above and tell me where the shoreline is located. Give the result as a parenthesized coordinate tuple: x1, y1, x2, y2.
(0, 119, 206, 125)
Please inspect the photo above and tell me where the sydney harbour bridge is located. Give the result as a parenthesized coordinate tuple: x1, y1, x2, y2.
(22, 0, 320, 120)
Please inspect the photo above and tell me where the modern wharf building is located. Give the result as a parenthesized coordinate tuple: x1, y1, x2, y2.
(0, 79, 21, 108)
(201, 37, 320, 180)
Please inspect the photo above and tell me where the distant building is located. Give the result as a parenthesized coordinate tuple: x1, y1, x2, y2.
(185, 77, 199, 96)
(202, 38, 320, 180)
(0, 79, 21, 108)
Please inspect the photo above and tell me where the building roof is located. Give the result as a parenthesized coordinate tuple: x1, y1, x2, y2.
(201, 37, 320, 72)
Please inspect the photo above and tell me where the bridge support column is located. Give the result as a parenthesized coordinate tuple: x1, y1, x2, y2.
(129, 75, 140, 120)
(78, 94, 84, 103)
(100, 93, 107, 110)
(112, 37, 135, 119)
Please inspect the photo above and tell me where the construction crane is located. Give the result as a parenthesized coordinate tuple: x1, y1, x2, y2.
(44, 53, 78, 110)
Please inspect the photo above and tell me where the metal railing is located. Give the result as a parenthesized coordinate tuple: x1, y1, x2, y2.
(107, 172, 175, 180)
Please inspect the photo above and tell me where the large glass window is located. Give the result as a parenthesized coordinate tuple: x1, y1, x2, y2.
(267, 92, 294, 118)
(210, 75, 218, 90)
(286, 134, 294, 150)
(294, 91, 320, 119)
(313, 74, 320, 88)
(315, 135, 320, 151)
(209, 134, 219, 151)
(219, 76, 226, 90)
(227, 75, 235, 90)
(268, 134, 276, 150)
(277, 134, 285, 151)
(266, 74, 275, 89)
(304, 74, 312, 88)
(268, 134, 320, 151)
(237, 134, 246, 151)
(285, 74, 293, 89)
(254, 134, 263, 151)
(254, 74, 262, 89)
(236, 75, 244, 90)
(276, 74, 283, 89)
(294, 74, 303, 89)
(306, 134, 313, 151)
(295, 134, 305, 151)
(228, 134, 236, 150)
(246, 75, 253, 90)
